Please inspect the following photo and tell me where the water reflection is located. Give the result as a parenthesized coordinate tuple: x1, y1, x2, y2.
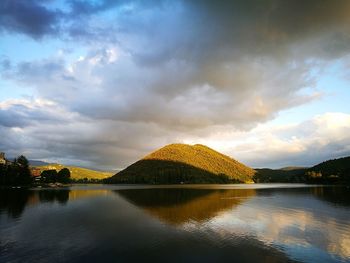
(310, 186, 350, 207)
(0, 189, 34, 218)
(38, 190, 70, 204)
(116, 186, 350, 262)
(116, 188, 256, 224)
(0, 189, 71, 218)
(0, 185, 349, 263)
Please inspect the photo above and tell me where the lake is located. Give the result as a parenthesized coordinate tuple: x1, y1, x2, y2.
(1, 184, 350, 262)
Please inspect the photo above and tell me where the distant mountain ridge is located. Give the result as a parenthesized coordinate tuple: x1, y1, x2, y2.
(106, 143, 255, 184)
(254, 167, 308, 183)
(29, 160, 50, 166)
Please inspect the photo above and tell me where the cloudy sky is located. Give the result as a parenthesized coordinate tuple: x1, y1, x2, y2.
(1, 0, 350, 170)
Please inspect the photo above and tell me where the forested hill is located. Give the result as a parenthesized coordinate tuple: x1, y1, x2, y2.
(254, 156, 350, 184)
(305, 156, 350, 184)
(106, 143, 255, 184)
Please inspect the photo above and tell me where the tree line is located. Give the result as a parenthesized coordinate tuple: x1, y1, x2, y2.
(0, 155, 32, 186)
(40, 168, 71, 184)
(0, 155, 71, 186)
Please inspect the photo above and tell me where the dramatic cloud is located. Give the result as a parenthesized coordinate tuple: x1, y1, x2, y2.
(1, 0, 350, 168)
(186, 112, 350, 168)
(3, 50, 318, 130)
(0, 0, 62, 38)
(1, 97, 349, 169)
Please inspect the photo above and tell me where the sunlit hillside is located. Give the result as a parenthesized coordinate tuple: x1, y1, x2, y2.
(34, 164, 113, 180)
(107, 144, 255, 184)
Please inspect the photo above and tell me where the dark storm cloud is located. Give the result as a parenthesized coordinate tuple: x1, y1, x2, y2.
(0, 106, 30, 127)
(0, 0, 62, 38)
(2, 0, 350, 55)
(128, 0, 350, 68)
(2, 0, 350, 169)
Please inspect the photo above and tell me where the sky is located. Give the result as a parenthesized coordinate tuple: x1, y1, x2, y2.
(0, 0, 350, 170)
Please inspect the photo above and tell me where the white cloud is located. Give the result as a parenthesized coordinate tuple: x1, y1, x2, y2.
(1, 1, 350, 168)
(184, 112, 350, 168)
(1, 95, 349, 169)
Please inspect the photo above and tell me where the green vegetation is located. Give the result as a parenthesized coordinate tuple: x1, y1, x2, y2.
(106, 143, 255, 184)
(2, 149, 348, 186)
(254, 156, 350, 184)
(40, 168, 71, 184)
(34, 164, 113, 181)
(1, 151, 112, 186)
(305, 156, 350, 184)
(254, 167, 307, 183)
(0, 155, 32, 186)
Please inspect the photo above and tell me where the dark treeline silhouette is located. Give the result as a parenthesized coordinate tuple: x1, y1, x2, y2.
(0, 153, 71, 186)
(305, 156, 350, 184)
(71, 178, 103, 184)
(254, 168, 308, 183)
(254, 156, 350, 184)
(40, 168, 71, 184)
(0, 155, 32, 186)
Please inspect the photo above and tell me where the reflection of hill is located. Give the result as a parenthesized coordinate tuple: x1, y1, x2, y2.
(310, 186, 350, 207)
(116, 188, 256, 225)
(69, 189, 109, 200)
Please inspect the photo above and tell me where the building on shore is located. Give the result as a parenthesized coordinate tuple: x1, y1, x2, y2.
(0, 152, 6, 165)
(30, 167, 42, 177)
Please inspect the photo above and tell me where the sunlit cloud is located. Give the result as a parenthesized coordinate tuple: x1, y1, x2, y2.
(1, 0, 350, 168)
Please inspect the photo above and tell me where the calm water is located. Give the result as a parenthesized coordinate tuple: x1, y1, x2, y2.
(1, 184, 350, 263)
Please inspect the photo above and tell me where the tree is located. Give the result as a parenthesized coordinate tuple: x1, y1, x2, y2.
(57, 168, 71, 183)
(41, 169, 58, 183)
(0, 163, 6, 185)
(16, 155, 32, 184)
(17, 155, 29, 168)
(0, 155, 32, 186)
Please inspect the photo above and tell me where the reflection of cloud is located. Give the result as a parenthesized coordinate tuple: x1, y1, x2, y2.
(0, 188, 295, 263)
(205, 197, 350, 260)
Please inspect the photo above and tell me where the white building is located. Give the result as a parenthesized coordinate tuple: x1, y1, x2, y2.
(0, 152, 6, 165)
